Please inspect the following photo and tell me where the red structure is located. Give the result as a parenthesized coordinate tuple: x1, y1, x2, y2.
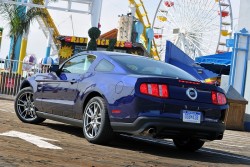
(154, 34, 163, 39)
(165, 1, 174, 7)
(218, 11, 229, 17)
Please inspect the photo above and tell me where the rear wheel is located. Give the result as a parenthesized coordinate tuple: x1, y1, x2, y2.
(83, 96, 114, 144)
(14, 87, 45, 124)
(173, 138, 205, 152)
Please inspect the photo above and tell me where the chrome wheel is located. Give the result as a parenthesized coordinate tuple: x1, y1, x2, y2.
(83, 96, 114, 144)
(83, 101, 102, 139)
(16, 91, 37, 121)
(14, 87, 45, 124)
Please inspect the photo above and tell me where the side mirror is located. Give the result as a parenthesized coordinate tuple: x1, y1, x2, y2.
(49, 65, 60, 74)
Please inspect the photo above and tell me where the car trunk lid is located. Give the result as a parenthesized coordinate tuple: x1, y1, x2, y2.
(136, 77, 223, 105)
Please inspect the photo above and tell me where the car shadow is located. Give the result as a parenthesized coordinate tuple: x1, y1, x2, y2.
(40, 122, 250, 165)
(40, 122, 84, 138)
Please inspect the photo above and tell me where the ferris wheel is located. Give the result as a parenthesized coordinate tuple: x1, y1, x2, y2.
(152, 0, 233, 60)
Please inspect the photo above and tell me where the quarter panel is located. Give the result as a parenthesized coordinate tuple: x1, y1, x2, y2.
(74, 72, 138, 121)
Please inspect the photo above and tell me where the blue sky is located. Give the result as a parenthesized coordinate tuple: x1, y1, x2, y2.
(0, 0, 240, 60)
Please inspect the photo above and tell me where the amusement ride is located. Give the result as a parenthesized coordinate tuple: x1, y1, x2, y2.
(152, 0, 233, 60)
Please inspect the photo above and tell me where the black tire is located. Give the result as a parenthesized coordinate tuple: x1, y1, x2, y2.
(14, 87, 45, 124)
(82, 96, 114, 144)
(173, 138, 205, 152)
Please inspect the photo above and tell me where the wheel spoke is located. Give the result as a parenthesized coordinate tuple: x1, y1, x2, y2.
(22, 108, 28, 118)
(86, 109, 93, 118)
(26, 94, 29, 102)
(85, 123, 92, 132)
(94, 103, 99, 115)
(18, 99, 25, 104)
(96, 116, 101, 120)
(85, 122, 91, 128)
(17, 103, 25, 107)
(91, 127, 94, 137)
(88, 107, 94, 117)
(20, 108, 27, 115)
(93, 125, 98, 136)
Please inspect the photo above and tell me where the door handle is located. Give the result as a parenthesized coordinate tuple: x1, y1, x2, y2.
(70, 79, 77, 84)
(37, 85, 42, 90)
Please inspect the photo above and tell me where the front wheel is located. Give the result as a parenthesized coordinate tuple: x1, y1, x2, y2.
(83, 96, 114, 144)
(173, 138, 205, 152)
(14, 87, 45, 124)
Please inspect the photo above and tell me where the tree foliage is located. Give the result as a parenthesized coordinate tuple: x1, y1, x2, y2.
(87, 27, 101, 51)
(106, 38, 117, 51)
(0, 3, 45, 60)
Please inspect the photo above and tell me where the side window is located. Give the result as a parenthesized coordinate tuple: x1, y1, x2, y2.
(62, 54, 96, 74)
(95, 59, 114, 72)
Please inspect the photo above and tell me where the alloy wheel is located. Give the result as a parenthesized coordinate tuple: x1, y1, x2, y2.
(83, 101, 102, 139)
(16, 91, 37, 121)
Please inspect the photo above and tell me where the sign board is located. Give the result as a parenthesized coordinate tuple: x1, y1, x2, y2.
(96, 39, 133, 48)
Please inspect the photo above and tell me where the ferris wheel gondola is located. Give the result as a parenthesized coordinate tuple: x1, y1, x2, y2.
(152, 0, 233, 60)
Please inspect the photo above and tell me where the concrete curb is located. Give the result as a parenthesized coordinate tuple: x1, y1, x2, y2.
(0, 94, 15, 101)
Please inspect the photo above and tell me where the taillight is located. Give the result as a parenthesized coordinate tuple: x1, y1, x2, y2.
(179, 80, 200, 85)
(211, 91, 227, 105)
(140, 83, 169, 98)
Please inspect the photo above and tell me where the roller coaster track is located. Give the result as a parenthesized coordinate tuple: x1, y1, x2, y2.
(128, 0, 160, 60)
(35, 0, 60, 54)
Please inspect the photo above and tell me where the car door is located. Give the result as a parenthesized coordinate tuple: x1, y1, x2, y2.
(41, 54, 96, 118)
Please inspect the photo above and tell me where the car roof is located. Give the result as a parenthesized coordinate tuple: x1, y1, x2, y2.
(83, 51, 149, 59)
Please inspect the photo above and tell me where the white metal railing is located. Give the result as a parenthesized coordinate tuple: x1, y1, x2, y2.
(0, 58, 51, 96)
(0, 0, 92, 14)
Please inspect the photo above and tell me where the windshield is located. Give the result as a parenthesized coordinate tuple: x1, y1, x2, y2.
(110, 55, 198, 81)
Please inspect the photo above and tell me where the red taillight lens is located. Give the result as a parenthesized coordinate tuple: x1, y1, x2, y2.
(211, 91, 227, 105)
(140, 83, 169, 98)
(151, 84, 159, 96)
(140, 83, 148, 94)
(161, 84, 169, 97)
(179, 80, 200, 85)
(211, 91, 217, 104)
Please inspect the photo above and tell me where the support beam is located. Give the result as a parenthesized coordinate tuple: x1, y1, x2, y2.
(0, 0, 92, 14)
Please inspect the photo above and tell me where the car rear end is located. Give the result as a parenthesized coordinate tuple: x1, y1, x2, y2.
(132, 77, 227, 141)
(109, 53, 228, 141)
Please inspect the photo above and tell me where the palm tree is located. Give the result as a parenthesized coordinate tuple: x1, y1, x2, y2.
(0, 3, 45, 60)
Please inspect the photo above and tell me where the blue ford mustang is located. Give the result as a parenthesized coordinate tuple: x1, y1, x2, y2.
(14, 51, 228, 151)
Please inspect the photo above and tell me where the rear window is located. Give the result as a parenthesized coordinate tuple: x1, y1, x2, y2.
(95, 59, 114, 72)
(110, 55, 198, 81)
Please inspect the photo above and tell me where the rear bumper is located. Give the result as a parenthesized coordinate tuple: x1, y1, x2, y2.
(111, 117, 225, 140)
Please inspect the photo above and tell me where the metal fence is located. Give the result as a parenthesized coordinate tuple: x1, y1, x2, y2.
(0, 58, 51, 97)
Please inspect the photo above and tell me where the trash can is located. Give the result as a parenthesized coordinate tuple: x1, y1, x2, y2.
(225, 86, 248, 130)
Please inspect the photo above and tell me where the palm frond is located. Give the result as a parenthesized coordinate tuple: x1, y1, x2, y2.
(0, 1, 48, 59)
